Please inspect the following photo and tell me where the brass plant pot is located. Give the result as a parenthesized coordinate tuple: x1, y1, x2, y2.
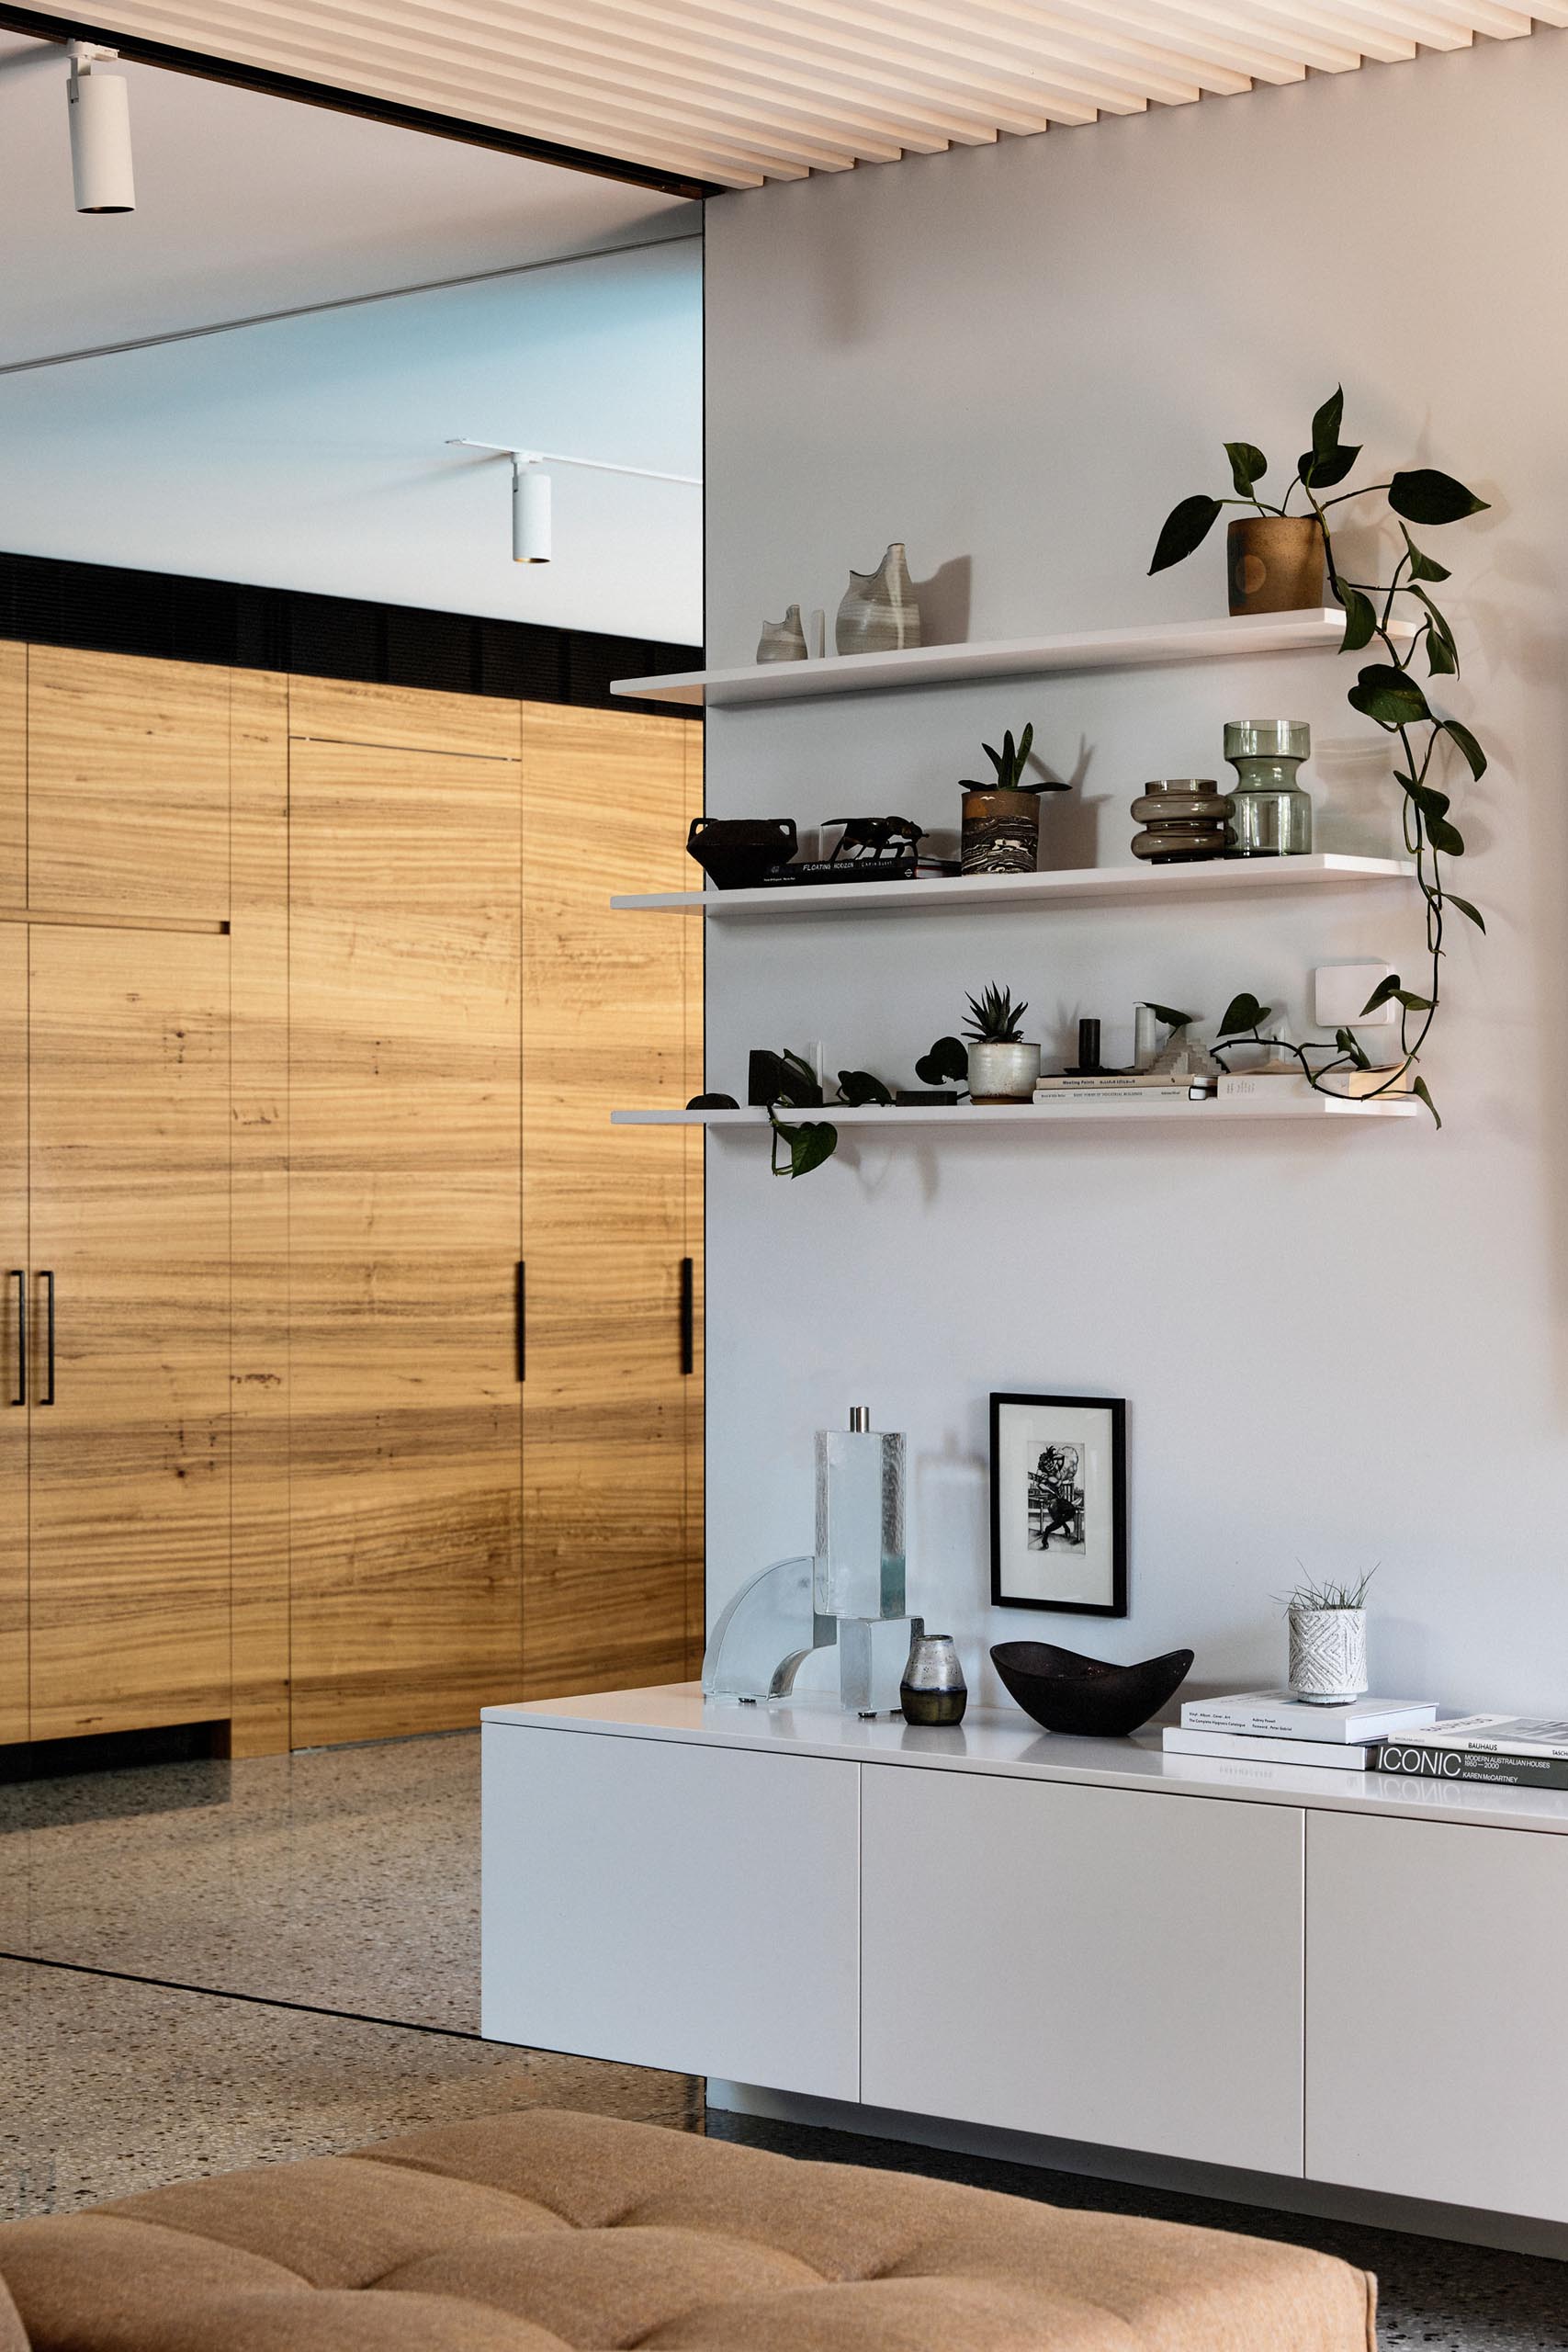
(1226, 516, 1325, 617)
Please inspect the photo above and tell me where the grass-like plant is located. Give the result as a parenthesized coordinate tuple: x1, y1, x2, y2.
(964, 983, 1029, 1044)
(1150, 387, 1491, 1127)
(1280, 1566, 1379, 1614)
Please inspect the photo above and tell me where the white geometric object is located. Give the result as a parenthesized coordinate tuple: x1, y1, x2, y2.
(1314, 963, 1396, 1028)
(1289, 1607, 1370, 1705)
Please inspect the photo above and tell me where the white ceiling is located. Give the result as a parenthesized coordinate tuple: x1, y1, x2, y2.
(0, 31, 694, 367)
(60, 0, 1564, 190)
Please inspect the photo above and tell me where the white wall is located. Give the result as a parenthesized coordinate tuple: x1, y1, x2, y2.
(703, 36, 1568, 1712)
(0, 234, 702, 645)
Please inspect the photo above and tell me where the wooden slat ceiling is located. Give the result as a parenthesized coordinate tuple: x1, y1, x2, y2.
(72, 1, 1558, 190)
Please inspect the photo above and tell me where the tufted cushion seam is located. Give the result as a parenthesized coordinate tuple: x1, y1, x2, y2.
(341, 2154, 585, 2235)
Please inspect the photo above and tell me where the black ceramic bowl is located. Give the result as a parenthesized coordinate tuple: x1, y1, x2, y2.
(990, 1641, 1194, 1738)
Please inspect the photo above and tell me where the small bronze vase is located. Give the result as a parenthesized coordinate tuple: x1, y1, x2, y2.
(901, 1632, 967, 1726)
(1226, 515, 1325, 617)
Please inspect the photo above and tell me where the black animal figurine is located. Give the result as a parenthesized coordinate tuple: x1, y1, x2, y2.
(826, 815, 926, 865)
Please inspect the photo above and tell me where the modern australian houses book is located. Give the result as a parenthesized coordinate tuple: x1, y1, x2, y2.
(1393, 1714, 1568, 1758)
(1161, 1726, 1376, 1771)
(1375, 1742, 1568, 1790)
(1179, 1691, 1439, 1743)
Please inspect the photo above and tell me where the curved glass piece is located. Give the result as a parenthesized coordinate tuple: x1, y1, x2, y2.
(702, 1555, 837, 1702)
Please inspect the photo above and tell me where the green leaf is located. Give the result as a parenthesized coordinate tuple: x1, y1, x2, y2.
(1225, 441, 1268, 497)
(1389, 469, 1490, 526)
(1393, 988, 1434, 1012)
(1428, 814, 1465, 856)
(1411, 1076, 1442, 1129)
(1360, 975, 1404, 1015)
(1143, 1001, 1196, 1032)
(758, 1047, 823, 1108)
(1446, 894, 1485, 933)
(1218, 991, 1271, 1035)
(915, 1035, 968, 1087)
(1411, 587, 1459, 675)
(1400, 526, 1450, 583)
(1336, 1027, 1372, 1071)
(1298, 444, 1360, 490)
(772, 1116, 839, 1179)
(836, 1069, 892, 1107)
(1149, 494, 1222, 574)
(1017, 720, 1033, 770)
(1424, 623, 1458, 678)
(1348, 664, 1431, 727)
(1311, 386, 1345, 464)
(1440, 718, 1487, 780)
(1337, 582, 1377, 653)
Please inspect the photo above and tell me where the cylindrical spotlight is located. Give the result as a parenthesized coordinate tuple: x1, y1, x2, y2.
(512, 459, 551, 564)
(68, 50, 136, 214)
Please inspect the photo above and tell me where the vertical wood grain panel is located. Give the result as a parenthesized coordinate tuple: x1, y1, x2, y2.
(0, 642, 24, 905)
(229, 671, 291, 1757)
(288, 711, 523, 1745)
(0, 923, 26, 1742)
(27, 926, 232, 1739)
(683, 723, 705, 1675)
(27, 647, 231, 919)
(521, 700, 692, 1700)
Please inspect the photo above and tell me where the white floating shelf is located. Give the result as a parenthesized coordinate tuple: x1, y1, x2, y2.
(613, 609, 1416, 710)
(612, 853, 1414, 920)
(614, 1095, 1422, 1130)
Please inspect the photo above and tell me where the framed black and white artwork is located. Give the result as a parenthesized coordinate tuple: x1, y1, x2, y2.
(988, 1392, 1127, 1617)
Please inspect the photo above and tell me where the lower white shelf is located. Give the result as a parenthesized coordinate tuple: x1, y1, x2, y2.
(613, 1094, 1422, 1128)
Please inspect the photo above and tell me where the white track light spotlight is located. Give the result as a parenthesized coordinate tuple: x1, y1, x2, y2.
(67, 43, 135, 214)
(512, 458, 552, 565)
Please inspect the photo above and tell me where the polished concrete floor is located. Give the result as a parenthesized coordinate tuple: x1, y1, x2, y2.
(2, 1727, 1564, 2348)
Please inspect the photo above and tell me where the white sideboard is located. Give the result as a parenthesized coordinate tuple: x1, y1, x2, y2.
(481, 1686, 1568, 2232)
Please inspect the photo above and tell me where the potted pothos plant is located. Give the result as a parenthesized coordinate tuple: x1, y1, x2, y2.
(1150, 388, 1490, 1126)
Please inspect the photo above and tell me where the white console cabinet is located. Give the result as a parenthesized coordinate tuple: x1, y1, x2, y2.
(482, 1686, 1568, 2229)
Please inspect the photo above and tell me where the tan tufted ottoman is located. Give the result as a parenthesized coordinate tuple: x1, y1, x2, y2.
(0, 2106, 1376, 2350)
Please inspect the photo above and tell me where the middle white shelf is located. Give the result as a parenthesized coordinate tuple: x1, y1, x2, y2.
(614, 1095, 1423, 1129)
(612, 853, 1415, 920)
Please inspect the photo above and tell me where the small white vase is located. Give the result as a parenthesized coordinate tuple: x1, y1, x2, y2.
(967, 1041, 1040, 1102)
(1288, 1607, 1368, 1705)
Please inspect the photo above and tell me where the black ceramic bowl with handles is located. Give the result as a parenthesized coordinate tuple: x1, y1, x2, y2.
(990, 1641, 1194, 1738)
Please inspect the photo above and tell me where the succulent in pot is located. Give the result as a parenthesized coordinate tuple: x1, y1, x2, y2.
(960, 724, 1066, 875)
(964, 983, 1039, 1103)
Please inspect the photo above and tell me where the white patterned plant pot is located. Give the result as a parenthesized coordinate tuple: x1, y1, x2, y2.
(1289, 1607, 1368, 1705)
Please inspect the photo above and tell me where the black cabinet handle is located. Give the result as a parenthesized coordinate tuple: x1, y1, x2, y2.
(39, 1272, 54, 1407)
(515, 1261, 525, 1384)
(679, 1256, 694, 1377)
(9, 1271, 22, 1408)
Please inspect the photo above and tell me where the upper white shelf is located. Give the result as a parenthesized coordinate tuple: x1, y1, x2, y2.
(613, 853, 1413, 920)
(613, 608, 1416, 711)
(614, 1094, 1422, 1129)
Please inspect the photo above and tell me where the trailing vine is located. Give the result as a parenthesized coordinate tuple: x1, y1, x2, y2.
(1150, 388, 1490, 1126)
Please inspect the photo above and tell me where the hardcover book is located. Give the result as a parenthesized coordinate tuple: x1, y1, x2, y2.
(1393, 1713, 1568, 1759)
(1179, 1690, 1438, 1743)
(1375, 1742, 1568, 1791)
(1162, 1726, 1375, 1771)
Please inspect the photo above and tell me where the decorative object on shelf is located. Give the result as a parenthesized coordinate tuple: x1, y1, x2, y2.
(702, 1555, 832, 1701)
(687, 816, 798, 890)
(901, 1631, 968, 1726)
(990, 1640, 1193, 1737)
(960, 722, 1066, 875)
(836, 1068, 894, 1106)
(817, 1407, 921, 1716)
(755, 605, 807, 663)
(747, 1046, 840, 1180)
(1130, 778, 1229, 864)
(1134, 1004, 1159, 1071)
(1061, 1016, 1128, 1078)
(687, 1091, 739, 1110)
(896, 1087, 958, 1105)
(989, 1392, 1127, 1617)
(828, 815, 926, 866)
(964, 984, 1039, 1102)
(1224, 720, 1314, 856)
(1225, 515, 1325, 617)
(1148, 386, 1491, 1128)
(915, 1035, 968, 1091)
(836, 541, 921, 655)
(1285, 1569, 1375, 1706)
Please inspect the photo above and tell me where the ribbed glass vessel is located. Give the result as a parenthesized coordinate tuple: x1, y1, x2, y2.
(1224, 719, 1314, 855)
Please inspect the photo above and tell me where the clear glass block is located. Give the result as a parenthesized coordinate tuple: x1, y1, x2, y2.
(839, 1613, 924, 1716)
(814, 1427, 907, 1620)
(702, 1556, 837, 1702)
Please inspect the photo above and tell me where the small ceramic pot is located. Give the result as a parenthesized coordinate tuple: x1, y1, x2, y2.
(901, 1632, 967, 1726)
(1289, 1607, 1369, 1705)
(1226, 516, 1325, 617)
(961, 784, 1041, 876)
(967, 1041, 1040, 1102)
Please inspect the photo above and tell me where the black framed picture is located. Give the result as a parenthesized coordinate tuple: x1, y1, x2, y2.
(989, 1392, 1127, 1617)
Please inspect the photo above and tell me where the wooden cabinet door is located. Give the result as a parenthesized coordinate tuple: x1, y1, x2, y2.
(27, 926, 231, 1739)
(27, 647, 231, 920)
(288, 721, 523, 1745)
(1307, 1809, 1568, 2221)
(0, 923, 26, 1742)
(0, 642, 23, 906)
(520, 702, 697, 1700)
(862, 1767, 1307, 2175)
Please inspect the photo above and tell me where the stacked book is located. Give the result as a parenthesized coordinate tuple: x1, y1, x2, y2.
(1033, 1071, 1217, 1103)
(1373, 1716, 1568, 1789)
(1164, 1690, 1438, 1770)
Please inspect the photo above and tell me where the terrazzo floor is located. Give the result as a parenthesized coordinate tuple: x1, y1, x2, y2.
(2, 1726, 1564, 2348)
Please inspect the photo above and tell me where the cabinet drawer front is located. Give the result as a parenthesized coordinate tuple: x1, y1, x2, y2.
(1308, 1810, 1568, 2220)
(483, 1727, 859, 2098)
(862, 1767, 1304, 2175)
